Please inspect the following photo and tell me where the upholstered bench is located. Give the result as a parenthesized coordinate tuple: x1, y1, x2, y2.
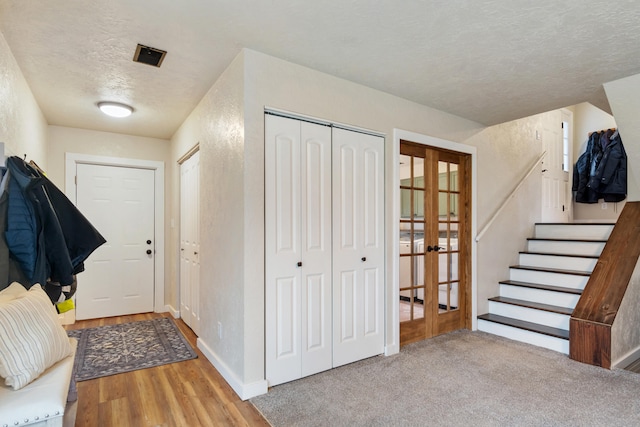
(0, 283, 78, 427)
(0, 338, 77, 427)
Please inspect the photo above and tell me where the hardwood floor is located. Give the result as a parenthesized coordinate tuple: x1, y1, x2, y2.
(64, 313, 270, 427)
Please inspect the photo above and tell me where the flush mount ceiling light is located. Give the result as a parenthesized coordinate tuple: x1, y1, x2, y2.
(98, 102, 134, 118)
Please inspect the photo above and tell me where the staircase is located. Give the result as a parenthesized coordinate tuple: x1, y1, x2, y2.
(478, 223, 614, 354)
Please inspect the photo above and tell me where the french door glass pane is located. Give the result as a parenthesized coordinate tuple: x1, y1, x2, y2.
(413, 157, 425, 188)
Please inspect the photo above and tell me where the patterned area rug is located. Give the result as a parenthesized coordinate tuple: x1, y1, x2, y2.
(67, 317, 197, 381)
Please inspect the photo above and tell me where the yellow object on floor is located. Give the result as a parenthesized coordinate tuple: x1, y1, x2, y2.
(56, 298, 75, 313)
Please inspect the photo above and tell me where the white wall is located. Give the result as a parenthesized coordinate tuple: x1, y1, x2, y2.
(612, 255, 640, 368)
(571, 102, 623, 221)
(604, 73, 640, 202)
(170, 53, 247, 394)
(170, 48, 555, 399)
(47, 125, 172, 305)
(243, 50, 486, 391)
(467, 111, 553, 315)
(0, 32, 48, 167)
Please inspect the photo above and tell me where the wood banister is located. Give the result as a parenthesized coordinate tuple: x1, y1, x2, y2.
(570, 202, 640, 368)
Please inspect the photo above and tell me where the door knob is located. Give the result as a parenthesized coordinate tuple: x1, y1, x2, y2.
(361, 257, 367, 262)
(147, 240, 152, 245)
(146, 249, 152, 255)
(427, 245, 442, 252)
(297, 262, 302, 267)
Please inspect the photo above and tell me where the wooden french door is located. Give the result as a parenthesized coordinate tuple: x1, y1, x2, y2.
(399, 141, 471, 346)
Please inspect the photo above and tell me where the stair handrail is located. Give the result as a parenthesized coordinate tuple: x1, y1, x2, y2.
(475, 151, 546, 242)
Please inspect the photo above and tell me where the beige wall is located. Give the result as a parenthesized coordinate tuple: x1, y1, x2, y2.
(47, 125, 172, 304)
(0, 32, 48, 167)
(169, 53, 246, 388)
(467, 111, 554, 314)
(170, 48, 553, 397)
(47, 126, 170, 187)
(612, 256, 640, 368)
(604, 73, 640, 202)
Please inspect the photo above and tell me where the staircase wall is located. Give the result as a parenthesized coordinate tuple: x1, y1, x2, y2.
(477, 174, 540, 315)
(469, 112, 561, 315)
(604, 72, 640, 202)
(611, 256, 640, 368)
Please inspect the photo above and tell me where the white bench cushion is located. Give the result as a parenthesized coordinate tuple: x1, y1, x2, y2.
(0, 338, 76, 427)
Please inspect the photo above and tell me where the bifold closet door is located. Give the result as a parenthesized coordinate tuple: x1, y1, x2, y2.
(265, 115, 332, 386)
(332, 128, 385, 367)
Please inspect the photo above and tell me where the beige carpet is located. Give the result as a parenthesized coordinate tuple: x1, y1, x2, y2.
(252, 330, 640, 426)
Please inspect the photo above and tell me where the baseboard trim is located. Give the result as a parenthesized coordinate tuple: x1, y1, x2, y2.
(164, 305, 180, 318)
(613, 345, 640, 369)
(385, 343, 399, 356)
(197, 338, 268, 400)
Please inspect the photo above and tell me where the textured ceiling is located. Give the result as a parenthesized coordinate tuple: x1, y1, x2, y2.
(1, 0, 640, 139)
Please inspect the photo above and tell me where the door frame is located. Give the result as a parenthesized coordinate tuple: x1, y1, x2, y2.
(391, 129, 477, 352)
(65, 152, 165, 314)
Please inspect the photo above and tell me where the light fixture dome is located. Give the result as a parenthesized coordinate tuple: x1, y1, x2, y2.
(98, 101, 134, 118)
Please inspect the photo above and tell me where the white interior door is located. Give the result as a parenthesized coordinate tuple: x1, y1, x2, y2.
(541, 112, 568, 222)
(265, 115, 332, 386)
(75, 164, 155, 320)
(180, 150, 200, 334)
(332, 128, 385, 368)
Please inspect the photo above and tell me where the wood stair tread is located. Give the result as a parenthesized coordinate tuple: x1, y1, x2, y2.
(510, 265, 591, 276)
(488, 296, 573, 315)
(499, 280, 583, 295)
(519, 251, 599, 259)
(534, 222, 614, 226)
(478, 313, 569, 340)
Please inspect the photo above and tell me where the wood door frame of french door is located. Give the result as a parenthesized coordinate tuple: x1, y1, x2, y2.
(390, 129, 477, 355)
(65, 152, 165, 315)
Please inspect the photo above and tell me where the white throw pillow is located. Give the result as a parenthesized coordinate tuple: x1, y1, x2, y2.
(0, 284, 72, 390)
(0, 282, 28, 303)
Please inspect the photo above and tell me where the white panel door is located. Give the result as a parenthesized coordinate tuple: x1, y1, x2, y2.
(299, 121, 332, 377)
(332, 128, 385, 368)
(75, 164, 155, 320)
(265, 115, 332, 385)
(541, 112, 568, 222)
(180, 150, 200, 334)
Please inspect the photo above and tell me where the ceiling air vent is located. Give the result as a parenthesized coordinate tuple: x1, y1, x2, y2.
(133, 44, 167, 67)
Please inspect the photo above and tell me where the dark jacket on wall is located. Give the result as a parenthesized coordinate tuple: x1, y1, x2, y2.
(3, 157, 106, 300)
(573, 132, 600, 203)
(587, 131, 627, 202)
(573, 130, 627, 203)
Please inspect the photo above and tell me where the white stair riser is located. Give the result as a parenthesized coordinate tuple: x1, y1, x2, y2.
(509, 269, 588, 289)
(534, 224, 613, 240)
(499, 284, 580, 308)
(519, 253, 597, 272)
(488, 301, 570, 330)
(478, 320, 569, 354)
(527, 240, 605, 256)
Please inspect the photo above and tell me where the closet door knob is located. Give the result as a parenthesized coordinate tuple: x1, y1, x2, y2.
(146, 249, 152, 255)
(147, 240, 152, 245)
(297, 262, 302, 267)
(361, 257, 367, 262)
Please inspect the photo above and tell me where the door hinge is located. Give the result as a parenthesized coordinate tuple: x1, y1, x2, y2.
(74, 175, 77, 185)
